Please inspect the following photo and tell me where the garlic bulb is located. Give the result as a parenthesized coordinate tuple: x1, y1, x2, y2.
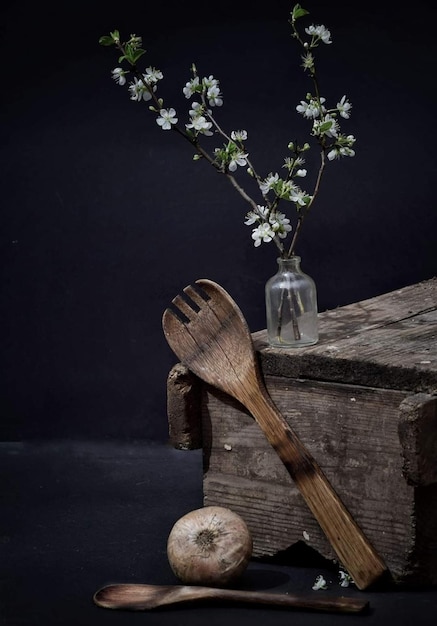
(167, 506, 253, 586)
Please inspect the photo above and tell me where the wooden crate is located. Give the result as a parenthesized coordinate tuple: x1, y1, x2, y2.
(166, 278, 437, 586)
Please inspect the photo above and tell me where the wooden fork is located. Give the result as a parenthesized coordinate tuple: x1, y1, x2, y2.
(162, 279, 387, 590)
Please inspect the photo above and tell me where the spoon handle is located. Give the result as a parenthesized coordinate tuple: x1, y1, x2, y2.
(179, 585, 369, 613)
(94, 583, 369, 613)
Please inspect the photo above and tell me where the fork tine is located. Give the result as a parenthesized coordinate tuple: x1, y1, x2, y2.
(171, 294, 198, 322)
(183, 284, 208, 308)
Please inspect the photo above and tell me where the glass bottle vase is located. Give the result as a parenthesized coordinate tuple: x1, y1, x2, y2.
(265, 256, 318, 348)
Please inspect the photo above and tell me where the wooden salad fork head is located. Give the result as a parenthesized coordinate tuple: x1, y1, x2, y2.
(162, 279, 387, 590)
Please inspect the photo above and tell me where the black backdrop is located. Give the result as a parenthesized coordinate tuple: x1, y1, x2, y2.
(1, 0, 436, 442)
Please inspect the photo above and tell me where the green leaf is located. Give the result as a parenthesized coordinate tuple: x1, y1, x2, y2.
(319, 121, 333, 133)
(99, 35, 115, 46)
(131, 49, 146, 64)
(292, 4, 309, 20)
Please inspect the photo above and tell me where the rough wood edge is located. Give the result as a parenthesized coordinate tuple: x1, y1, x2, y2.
(166, 363, 202, 450)
(399, 393, 437, 486)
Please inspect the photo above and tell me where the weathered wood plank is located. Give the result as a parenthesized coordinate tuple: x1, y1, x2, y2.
(398, 393, 437, 486)
(167, 363, 201, 450)
(200, 379, 421, 583)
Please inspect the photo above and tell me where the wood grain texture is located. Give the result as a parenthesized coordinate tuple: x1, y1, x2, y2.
(201, 381, 412, 579)
(94, 583, 369, 613)
(167, 363, 202, 450)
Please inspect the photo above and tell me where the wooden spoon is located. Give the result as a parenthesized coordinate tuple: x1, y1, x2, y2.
(162, 279, 387, 590)
(94, 583, 369, 613)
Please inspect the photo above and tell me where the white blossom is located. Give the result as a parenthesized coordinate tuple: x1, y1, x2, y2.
(246, 205, 291, 246)
(143, 66, 163, 84)
(289, 188, 309, 206)
(339, 571, 353, 587)
(337, 95, 352, 119)
(186, 115, 213, 135)
(251, 223, 275, 247)
(296, 169, 307, 177)
(228, 150, 248, 172)
(111, 67, 127, 85)
(327, 146, 356, 160)
(231, 130, 248, 142)
(206, 84, 223, 107)
(199, 75, 223, 107)
(183, 76, 200, 98)
(327, 148, 340, 160)
(343, 147, 356, 157)
(128, 78, 154, 102)
(244, 205, 269, 225)
(203, 75, 219, 89)
(269, 211, 292, 238)
(244, 212, 258, 226)
(156, 108, 178, 130)
(259, 173, 279, 195)
(296, 97, 326, 119)
(312, 575, 328, 590)
(189, 101, 209, 117)
(305, 24, 332, 44)
(257, 205, 269, 218)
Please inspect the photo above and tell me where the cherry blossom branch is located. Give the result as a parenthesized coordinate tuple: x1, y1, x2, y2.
(100, 3, 356, 259)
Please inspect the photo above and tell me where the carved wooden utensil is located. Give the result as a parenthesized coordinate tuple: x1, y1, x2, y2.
(94, 583, 369, 613)
(162, 279, 387, 590)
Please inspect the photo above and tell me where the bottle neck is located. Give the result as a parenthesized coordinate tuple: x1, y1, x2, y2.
(277, 256, 301, 271)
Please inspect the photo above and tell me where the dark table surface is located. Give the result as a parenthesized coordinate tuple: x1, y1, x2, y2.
(2, 439, 437, 626)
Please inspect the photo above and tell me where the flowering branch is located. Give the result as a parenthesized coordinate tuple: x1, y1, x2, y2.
(99, 3, 356, 259)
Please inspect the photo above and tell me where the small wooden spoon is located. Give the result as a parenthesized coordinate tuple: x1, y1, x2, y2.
(93, 583, 369, 613)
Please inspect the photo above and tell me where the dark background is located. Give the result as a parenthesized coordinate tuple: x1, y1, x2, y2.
(1, 0, 436, 442)
(2, 3, 437, 625)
